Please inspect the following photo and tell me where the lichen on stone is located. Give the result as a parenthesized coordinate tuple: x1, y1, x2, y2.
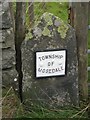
(34, 20, 41, 27)
(54, 19, 61, 27)
(57, 23, 69, 39)
(25, 12, 69, 39)
(33, 27, 42, 37)
(26, 31, 33, 40)
(42, 27, 51, 37)
(42, 12, 69, 39)
(42, 12, 53, 26)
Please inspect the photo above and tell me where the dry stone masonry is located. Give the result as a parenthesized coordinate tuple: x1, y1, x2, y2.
(1, 1, 17, 87)
(21, 12, 79, 108)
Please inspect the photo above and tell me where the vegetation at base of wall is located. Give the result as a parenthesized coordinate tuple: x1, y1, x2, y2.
(2, 88, 89, 118)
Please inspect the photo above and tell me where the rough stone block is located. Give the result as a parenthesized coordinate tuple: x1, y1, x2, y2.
(21, 13, 79, 108)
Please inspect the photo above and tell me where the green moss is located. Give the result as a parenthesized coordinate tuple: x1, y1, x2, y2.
(58, 23, 69, 39)
(42, 27, 51, 37)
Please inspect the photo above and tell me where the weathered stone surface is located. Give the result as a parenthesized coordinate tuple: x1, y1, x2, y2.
(1, 28, 15, 71)
(2, 48, 15, 70)
(2, 67, 17, 87)
(2, 47, 17, 87)
(2, 46, 17, 86)
(1, 0, 17, 87)
(1, 1, 12, 29)
(21, 13, 79, 108)
(1, 29, 14, 49)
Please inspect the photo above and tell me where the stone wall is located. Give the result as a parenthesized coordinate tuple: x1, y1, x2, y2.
(1, 1, 17, 87)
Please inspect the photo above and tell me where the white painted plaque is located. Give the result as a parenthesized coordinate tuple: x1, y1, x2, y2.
(36, 50, 66, 78)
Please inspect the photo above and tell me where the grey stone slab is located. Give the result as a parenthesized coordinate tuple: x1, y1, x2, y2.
(2, 11, 12, 29)
(1, 28, 14, 49)
(2, 67, 17, 87)
(2, 48, 17, 87)
(1, 1, 12, 29)
(2, 48, 15, 70)
(21, 13, 79, 109)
